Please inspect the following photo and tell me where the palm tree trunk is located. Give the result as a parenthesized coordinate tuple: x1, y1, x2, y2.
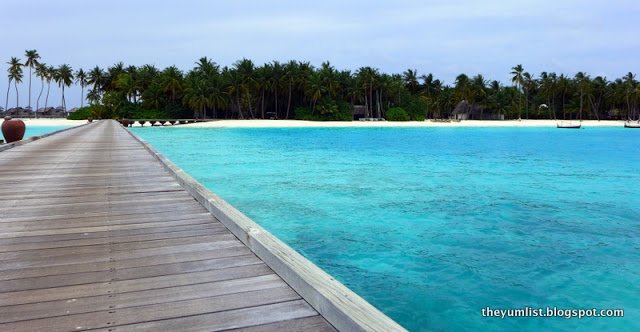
(236, 93, 243, 119)
(580, 90, 583, 120)
(274, 86, 278, 119)
(562, 92, 566, 120)
(588, 95, 600, 121)
(45, 82, 51, 111)
(62, 85, 66, 112)
(369, 85, 373, 118)
(376, 89, 381, 118)
(517, 83, 522, 119)
(286, 80, 292, 119)
(261, 89, 265, 119)
(14, 81, 19, 108)
(525, 90, 528, 119)
(28, 66, 32, 108)
(5, 79, 11, 111)
(80, 84, 85, 108)
(36, 79, 44, 119)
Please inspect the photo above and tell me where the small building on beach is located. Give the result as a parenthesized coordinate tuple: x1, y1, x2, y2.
(353, 105, 366, 120)
(451, 100, 504, 120)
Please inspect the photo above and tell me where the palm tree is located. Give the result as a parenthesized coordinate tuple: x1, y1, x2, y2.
(87, 66, 104, 93)
(55, 64, 74, 111)
(538, 72, 557, 119)
(283, 60, 298, 119)
(623, 72, 637, 120)
(305, 71, 323, 113)
(6, 57, 24, 110)
(454, 73, 471, 102)
(44, 66, 56, 111)
(160, 66, 183, 102)
(24, 49, 40, 109)
(557, 74, 570, 119)
(35, 62, 48, 117)
(510, 64, 524, 119)
(522, 72, 535, 119)
(403, 69, 419, 93)
(268, 61, 284, 118)
(356, 67, 378, 118)
(75, 68, 87, 108)
(195, 56, 218, 76)
(184, 76, 211, 118)
(574, 72, 590, 120)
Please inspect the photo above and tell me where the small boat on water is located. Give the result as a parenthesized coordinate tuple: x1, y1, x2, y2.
(624, 121, 640, 128)
(557, 121, 582, 129)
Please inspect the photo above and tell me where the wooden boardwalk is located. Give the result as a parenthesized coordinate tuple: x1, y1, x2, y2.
(0, 120, 336, 331)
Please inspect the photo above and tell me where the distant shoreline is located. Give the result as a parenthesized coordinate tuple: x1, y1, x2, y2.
(12, 118, 633, 128)
(12, 119, 625, 128)
(181, 119, 629, 128)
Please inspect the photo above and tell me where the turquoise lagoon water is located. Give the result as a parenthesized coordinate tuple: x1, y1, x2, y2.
(132, 126, 640, 331)
(24, 125, 73, 139)
(1, 125, 71, 143)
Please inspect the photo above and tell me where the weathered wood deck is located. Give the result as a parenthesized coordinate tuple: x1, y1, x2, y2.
(0, 120, 338, 331)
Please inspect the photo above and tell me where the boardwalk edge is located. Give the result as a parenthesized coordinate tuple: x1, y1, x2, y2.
(124, 122, 407, 332)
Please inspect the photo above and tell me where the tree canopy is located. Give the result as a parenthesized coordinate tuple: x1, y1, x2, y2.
(3, 52, 640, 121)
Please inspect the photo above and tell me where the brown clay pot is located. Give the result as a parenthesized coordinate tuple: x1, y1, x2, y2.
(2, 117, 26, 143)
(121, 118, 129, 127)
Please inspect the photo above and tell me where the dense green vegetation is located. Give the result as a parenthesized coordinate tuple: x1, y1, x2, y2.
(3, 50, 640, 121)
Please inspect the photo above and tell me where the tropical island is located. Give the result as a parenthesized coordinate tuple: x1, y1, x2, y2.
(2, 50, 639, 123)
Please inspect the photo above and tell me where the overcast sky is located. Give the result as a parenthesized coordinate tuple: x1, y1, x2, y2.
(1, 0, 638, 109)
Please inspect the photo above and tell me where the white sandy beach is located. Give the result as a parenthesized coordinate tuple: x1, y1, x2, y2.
(11, 118, 85, 126)
(11, 118, 631, 128)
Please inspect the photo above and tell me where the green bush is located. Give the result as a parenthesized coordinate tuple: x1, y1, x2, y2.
(67, 105, 114, 120)
(386, 107, 411, 121)
(130, 108, 171, 119)
(66, 107, 93, 120)
(403, 96, 428, 121)
(293, 98, 352, 121)
(293, 106, 320, 120)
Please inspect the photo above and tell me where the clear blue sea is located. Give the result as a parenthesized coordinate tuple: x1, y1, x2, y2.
(132, 126, 640, 331)
(24, 126, 73, 139)
(1, 125, 72, 143)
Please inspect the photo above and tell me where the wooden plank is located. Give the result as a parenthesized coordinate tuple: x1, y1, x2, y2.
(0, 286, 302, 331)
(0, 254, 263, 293)
(99, 300, 319, 332)
(227, 316, 337, 332)
(0, 233, 237, 262)
(0, 223, 219, 247)
(0, 263, 275, 306)
(0, 239, 245, 271)
(0, 206, 210, 225)
(0, 247, 253, 281)
(0, 218, 217, 239)
(0, 274, 284, 324)
(0, 226, 226, 253)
